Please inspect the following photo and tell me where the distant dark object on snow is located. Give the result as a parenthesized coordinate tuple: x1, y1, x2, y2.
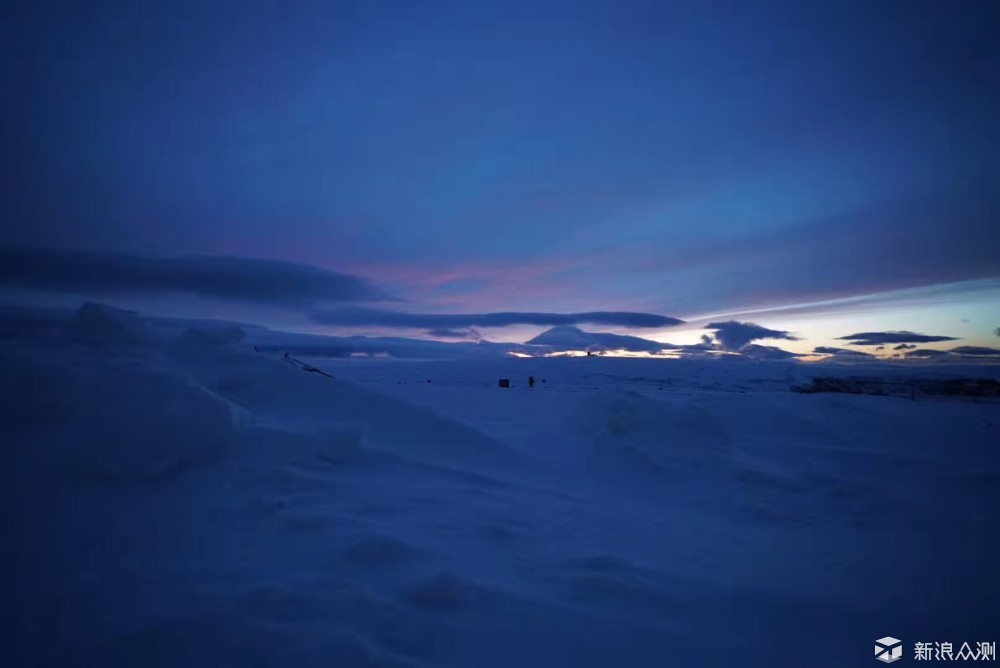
(528, 376, 535, 388)
(498, 379, 510, 388)
(795, 377, 892, 396)
(795, 376, 1000, 400)
(917, 378, 1000, 397)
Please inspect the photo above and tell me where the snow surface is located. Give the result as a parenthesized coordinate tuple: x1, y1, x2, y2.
(2, 307, 998, 666)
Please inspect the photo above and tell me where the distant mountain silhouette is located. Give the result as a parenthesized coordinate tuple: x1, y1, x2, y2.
(527, 325, 665, 353)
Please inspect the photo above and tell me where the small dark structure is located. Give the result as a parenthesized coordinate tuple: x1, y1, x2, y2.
(528, 376, 535, 388)
(498, 378, 510, 388)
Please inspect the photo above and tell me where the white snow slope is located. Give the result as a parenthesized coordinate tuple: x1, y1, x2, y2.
(2, 306, 998, 667)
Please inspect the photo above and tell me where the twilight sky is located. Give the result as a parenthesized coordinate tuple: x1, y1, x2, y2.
(2, 1, 998, 354)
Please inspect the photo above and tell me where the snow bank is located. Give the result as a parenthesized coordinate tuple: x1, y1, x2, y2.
(311, 424, 366, 465)
(48, 362, 243, 480)
(181, 325, 246, 347)
(170, 345, 527, 474)
(573, 390, 728, 474)
(74, 302, 151, 345)
(0, 345, 60, 436)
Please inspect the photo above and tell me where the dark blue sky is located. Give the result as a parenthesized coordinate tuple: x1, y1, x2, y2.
(2, 0, 998, 347)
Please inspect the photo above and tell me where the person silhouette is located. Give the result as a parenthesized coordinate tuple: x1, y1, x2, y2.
(528, 376, 535, 388)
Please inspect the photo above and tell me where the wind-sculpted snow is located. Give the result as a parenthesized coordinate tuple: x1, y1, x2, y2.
(169, 345, 527, 474)
(74, 301, 152, 345)
(573, 390, 729, 475)
(2, 313, 999, 667)
(53, 363, 243, 480)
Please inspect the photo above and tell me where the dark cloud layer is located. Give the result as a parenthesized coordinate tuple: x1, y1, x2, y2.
(312, 308, 683, 329)
(2, 4, 998, 329)
(705, 321, 797, 351)
(838, 331, 959, 346)
(0, 247, 388, 306)
(813, 346, 874, 358)
(893, 343, 918, 351)
(666, 185, 1000, 317)
(740, 344, 800, 360)
(426, 328, 472, 339)
(904, 348, 952, 358)
(950, 346, 1000, 357)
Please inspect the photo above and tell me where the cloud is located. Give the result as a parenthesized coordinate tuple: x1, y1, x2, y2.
(704, 320, 798, 351)
(904, 348, 952, 358)
(995, 327, 1000, 337)
(434, 327, 485, 341)
(813, 346, 874, 358)
(950, 346, 1000, 357)
(661, 185, 1000, 316)
(838, 330, 959, 346)
(252, 331, 536, 360)
(311, 307, 683, 329)
(893, 343, 918, 350)
(0, 247, 389, 306)
(664, 338, 719, 353)
(698, 278, 1000, 329)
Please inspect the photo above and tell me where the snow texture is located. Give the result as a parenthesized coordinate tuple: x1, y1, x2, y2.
(1, 305, 998, 667)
